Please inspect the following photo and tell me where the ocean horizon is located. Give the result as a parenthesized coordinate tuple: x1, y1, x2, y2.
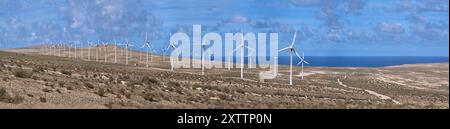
(216, 56, 449, 67)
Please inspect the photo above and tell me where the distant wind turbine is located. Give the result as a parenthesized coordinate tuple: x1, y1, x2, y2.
(297, 52, 309, 80)
(165, 37, 178, 71)
(119, 39, 134, 65)
(114, 39, 118, 63)
(96, 40, 100, 62)
(228, 31, 254, 79)
(199, 40, 209, 75)
(102, 42, 109, 63)
(141, 32, 153, 67)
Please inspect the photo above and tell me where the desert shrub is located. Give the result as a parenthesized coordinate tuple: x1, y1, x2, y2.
(2, 77, 10, 82)
(31, 75, 40, 80)
(39, 97, 47, 103)
(58, 82, 65, 87)
(14, 69, 33, 78)
(66, 86, 74, 90)
(119, 74, 130, 80)
(167, 81, 181, 87)
(143, 91, 164, 102)
(32, 66, 45, 73)
(96, 88, 106, 97)
(141, 76, 159, 85)
(0, 87, 25, 104)
(42, 88, 52, 93)
(60, 70, 72, 76)
(84, 82, 94, 89)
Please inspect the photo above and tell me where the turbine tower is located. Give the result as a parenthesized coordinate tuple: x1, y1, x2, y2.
(102, 42, 109, 63)
(114, 39, 118, 63)
(96, 40, 100, 62)
(297, 52, 309, 80)
(165, 38, 177, 71)
(199, 41, 209, 75)
(87, 41, 94, 61)
(278, 32, 303, 85)
(141, 32, 153, 67)
(120, 39, 134, 65)
(68, 42, 72, 58)
(228, 31, 253, 79)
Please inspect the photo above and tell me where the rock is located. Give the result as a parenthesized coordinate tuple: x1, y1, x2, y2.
(209, 97, 220, 100)
(101, 75, 109, 80)
(42, 88, 52, 93)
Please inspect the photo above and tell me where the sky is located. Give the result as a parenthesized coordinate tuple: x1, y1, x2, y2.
(0, 0, 448, 56)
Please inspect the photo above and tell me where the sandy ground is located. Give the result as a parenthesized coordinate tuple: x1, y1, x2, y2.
(0, 47, 448, 109)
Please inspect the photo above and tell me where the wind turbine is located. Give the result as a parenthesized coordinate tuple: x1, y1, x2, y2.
(102, 42, 109, 63)
(79, 42, 84, 59)
(199, 40, 209, 75)
(297, 52, 309, 80)
(228, 31, 253, 79)
(114, 39, 118, 63)
(120, 39, 134, 65)
(165, 38, 178, 71)
(73, 43, 78, 58)
(141, 32, 153, 67)
(96, 40, 100, 62)
(87, 41, 94, 61)
(163, 33, 172, 62)
(58, 42, 65, 56)
(278, 31, 303, 85)
(68, 42, 72, 58)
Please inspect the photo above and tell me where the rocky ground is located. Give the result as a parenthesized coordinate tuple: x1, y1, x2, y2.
(0, 48, 448, 109)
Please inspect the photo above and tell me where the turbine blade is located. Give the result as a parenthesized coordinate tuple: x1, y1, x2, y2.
(294, 49, 303, 61)
(291, 31, 297, 46)
(278, 46, 290, 52)
(232, 47, 240, 53)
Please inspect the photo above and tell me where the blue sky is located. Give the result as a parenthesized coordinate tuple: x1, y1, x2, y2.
(0, 0, 448, 56)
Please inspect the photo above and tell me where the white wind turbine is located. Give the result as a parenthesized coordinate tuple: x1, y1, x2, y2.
(79, 42, 84, 59)
(198, 41, 210, 75)
(96, 40, 100, 62)
(87, 41, 95, 61)
(114, 39, 118, 63)
(297, 52, 309, 80)
(165, 38, 178, 71)
(68, 42, 72, 58)
(75, 42, 82, 59)
(228, 31, 254, 79)
(102, 42, 109, 63)
(50, 42, 55, 56)
(58, 42, 65, 56)
(141, 32, 153, 67)
(162, 33, 171, 62)
(73, 43, 78, 58)
(278, 31, 304, 85)
(119, 39, 134, 65)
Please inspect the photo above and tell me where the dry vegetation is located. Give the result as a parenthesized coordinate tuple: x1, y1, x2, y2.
(0, 49, 448, 109)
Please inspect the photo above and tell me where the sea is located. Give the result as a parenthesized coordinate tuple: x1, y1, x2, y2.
(223, 56, 449, 67)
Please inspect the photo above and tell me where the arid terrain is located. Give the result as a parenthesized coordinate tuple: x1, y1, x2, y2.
(0, 46, 448, 109)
